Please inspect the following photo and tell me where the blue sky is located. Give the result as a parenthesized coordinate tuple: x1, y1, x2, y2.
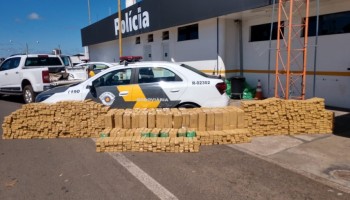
(0, 0, 129, 58)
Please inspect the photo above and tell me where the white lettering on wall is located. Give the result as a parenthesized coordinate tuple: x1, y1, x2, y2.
(115, 7, 150, 36)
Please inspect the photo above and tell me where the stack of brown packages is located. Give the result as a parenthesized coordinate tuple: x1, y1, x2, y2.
(96, 137, 201, 153)
(96, 128, 200, 153)
(104, 106, 246, 131)
(2, 100, 108, 139)
(241, 98, 333, 136)
(196, 129, 251, 145)
(285, 98, 334, 134)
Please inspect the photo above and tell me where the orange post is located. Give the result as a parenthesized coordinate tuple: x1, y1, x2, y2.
(274, 0, 310, 100)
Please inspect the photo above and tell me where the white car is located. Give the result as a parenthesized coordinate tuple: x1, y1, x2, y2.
(35, 61, 229, 108)
(65, 62, 118, 80)
(77, 62, 118, 76)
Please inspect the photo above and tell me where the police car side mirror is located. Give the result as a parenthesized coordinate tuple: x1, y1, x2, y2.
(86, 83, 93, 89)
(87, 83, 96, 91)
(87, 83, 97, 97)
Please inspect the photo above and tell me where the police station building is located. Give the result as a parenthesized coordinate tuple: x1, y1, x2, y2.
(81, 0, 350, 109)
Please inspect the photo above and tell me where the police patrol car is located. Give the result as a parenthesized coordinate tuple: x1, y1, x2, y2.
(36, 58, 229, 108)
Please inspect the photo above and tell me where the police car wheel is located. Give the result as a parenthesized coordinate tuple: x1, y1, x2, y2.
(177, 103, 199, 109)
(23, 85, 36, 104)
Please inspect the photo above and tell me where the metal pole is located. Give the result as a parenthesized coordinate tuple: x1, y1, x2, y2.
(87, 0, 91, 24)
(285, 0, 294, 100)
(118, 0, 123, 57)
(238, 20, 243, 77)
(275, 0, 282, 98)
(302, 0, 310, 100)
(312, 0, 320, 97)
(268, 0, 276, 97)
(216, 17, 219, 75)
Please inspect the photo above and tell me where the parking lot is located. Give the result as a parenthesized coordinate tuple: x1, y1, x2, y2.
(0, 96, 349, 200)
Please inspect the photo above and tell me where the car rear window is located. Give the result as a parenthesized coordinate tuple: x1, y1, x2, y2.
(180, 64, 209, 77)
(25, 57, 62, 66)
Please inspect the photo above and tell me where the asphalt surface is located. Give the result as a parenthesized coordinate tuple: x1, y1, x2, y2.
(0, 95, 349, 200)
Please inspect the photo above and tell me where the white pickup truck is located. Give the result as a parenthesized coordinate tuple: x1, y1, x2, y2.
(0, 54, 83, 103)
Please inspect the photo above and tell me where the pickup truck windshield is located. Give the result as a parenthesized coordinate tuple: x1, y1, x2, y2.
(25, 57, 62, 66)
(60, 56, 71, 67)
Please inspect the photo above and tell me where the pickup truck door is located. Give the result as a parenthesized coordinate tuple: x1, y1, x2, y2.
(0, 57, 22, 93)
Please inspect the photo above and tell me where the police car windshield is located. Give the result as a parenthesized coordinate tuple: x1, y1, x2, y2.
(180, 64, 209, 78)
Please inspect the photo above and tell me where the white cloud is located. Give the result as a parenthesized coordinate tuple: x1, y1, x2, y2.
(28, 12, 41, 20)
(15, 18, 22, 23)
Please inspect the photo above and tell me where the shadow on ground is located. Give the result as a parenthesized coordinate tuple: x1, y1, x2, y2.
(0, 95, 24, 104)
(327, 106, 350, 138)
(333, 114, 350, 138)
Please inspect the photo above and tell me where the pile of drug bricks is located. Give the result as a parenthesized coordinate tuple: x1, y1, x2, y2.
(2, 100, 108, 139)
(242, 98, 334, 136)
(95, 107, 251, 153)
(96, 128, 201, 153)
(2, 97, 333, 153)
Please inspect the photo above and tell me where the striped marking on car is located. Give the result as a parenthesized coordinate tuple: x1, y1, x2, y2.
(117, 84, 161, 108)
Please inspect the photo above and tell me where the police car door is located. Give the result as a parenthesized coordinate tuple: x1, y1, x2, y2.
(86, 68, 135, 108)
(135, 66, 186, 108)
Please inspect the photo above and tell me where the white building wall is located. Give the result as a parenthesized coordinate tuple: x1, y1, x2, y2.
(90, 18, 220, 72)
(224, 19, 240, 76)
(172, 19, 218, 72)
(89, 40, 118, 62)
(88, 0, 350, 108)
(241, 9, 276, 97)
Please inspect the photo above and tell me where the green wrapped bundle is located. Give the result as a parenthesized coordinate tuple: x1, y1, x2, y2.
(141, 132, 150, 137)
(149, 132, 159, 137)
(177, 128, 187, 137)
(160, 128, 170, 137)
(99, 132, 110, 138)
(149, 130, 159, 137)
(186, 130, 196, 138)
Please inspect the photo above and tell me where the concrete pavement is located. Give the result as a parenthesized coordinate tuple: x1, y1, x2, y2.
(229, 100, 350, 194)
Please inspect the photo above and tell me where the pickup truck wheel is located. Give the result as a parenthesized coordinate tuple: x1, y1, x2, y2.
(23, 85, 36, 104)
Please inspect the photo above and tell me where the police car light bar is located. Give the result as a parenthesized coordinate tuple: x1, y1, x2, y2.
(119, 56, 143, 64)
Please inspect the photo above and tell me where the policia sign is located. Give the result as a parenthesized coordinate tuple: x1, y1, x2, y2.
(81, 0, 271, 46)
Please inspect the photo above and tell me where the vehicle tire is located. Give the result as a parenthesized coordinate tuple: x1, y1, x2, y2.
(177, 103, 199, 109)
(23, 85, 36, 104)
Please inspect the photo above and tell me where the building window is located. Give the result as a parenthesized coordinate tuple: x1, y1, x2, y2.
(250, 22, 283, 42)
(162, 31, 169, 40)
(148, 34, 153, 43)
(178, 24, 198, 41)
(135, 37, 141, 44)
(303, 11, 350, 37)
